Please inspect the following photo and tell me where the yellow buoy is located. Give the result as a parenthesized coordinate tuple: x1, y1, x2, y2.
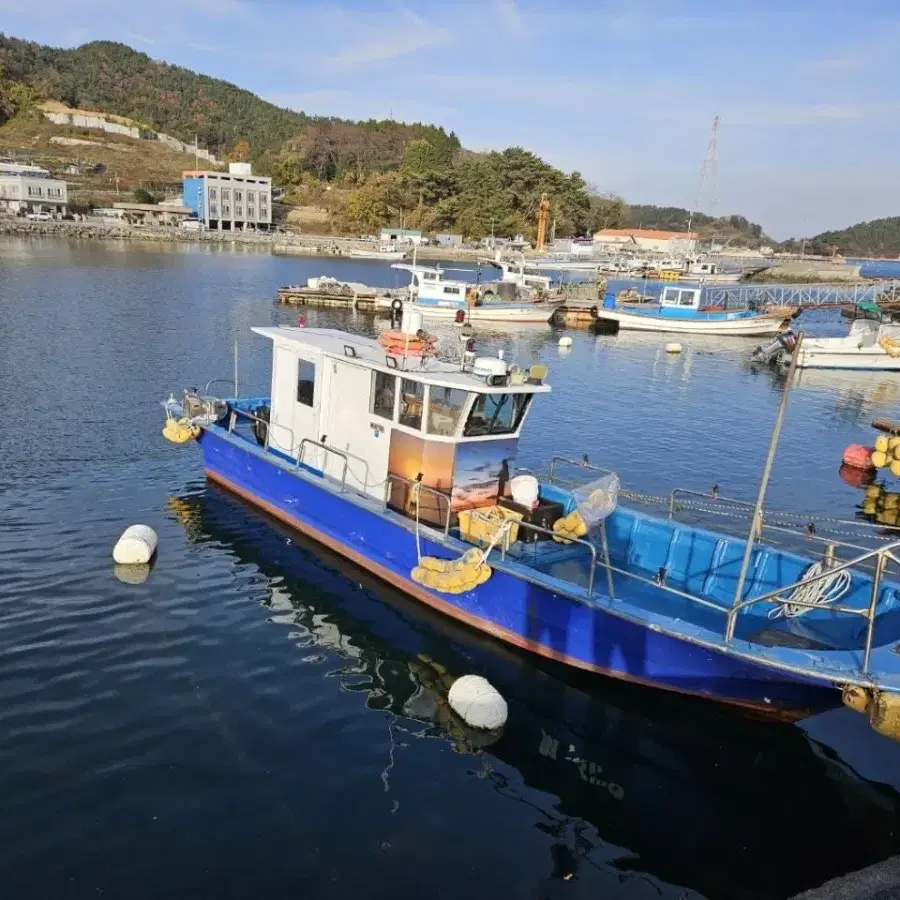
(884, 492, 900, 509)
(891, 460, 900, 478)
(866, 485, 882, 500)
(872, 450, 889, 468)
(876, 434, 890, 453)
(889, 437, 900, 451)
(862, 499, 878, 516)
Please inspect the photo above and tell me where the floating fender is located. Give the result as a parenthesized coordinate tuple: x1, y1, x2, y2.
(665, 342, 683, 354)
(558, 336, 573, 348)
(447, 675, 508, 730)
(869, 691, 900, 742)
(390, 297, 403, 312)
(842, 444, 876, 470)
(113, 524, 158, 565)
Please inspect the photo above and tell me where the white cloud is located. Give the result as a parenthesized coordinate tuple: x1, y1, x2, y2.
(801, 54, 867, 75)
(326, 8, 451, 70)
(493, 0, 525, 36)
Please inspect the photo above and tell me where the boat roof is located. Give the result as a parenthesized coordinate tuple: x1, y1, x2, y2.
(252, 327, 551, 394)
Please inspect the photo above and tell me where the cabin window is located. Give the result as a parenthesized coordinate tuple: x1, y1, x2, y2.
(423, 273, 437, 281)
(427, 387, 469, 437)
(678, 290, 696, 306)
(297, 359, 315, 406)
(399, 378, 424, 430)
(463, 393, 531, 437)
(443, 286, 461, 295)
(371, 371, 396, 421)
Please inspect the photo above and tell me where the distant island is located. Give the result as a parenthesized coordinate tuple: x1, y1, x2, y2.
(0, 33, 893, 252)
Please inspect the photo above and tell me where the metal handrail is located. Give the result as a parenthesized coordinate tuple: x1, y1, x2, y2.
(384, 473, 453, 537)
(669, 488, 755, 519)
(465, 508, 600, 598)
(547, 455, 616, 483)
(228, 405, 296, 458)
(724, 539, 900, 670)
(298, 438, 349, 491)
(204, 378, 236, 395)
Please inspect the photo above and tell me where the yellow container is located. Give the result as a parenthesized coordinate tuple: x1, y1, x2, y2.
(458, 505, 522, 549)
(659, 269, 682, 281)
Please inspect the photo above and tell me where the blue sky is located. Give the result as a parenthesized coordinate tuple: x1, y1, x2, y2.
(2, 0, 899, 238)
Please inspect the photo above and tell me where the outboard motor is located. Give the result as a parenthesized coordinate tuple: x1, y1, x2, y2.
(182, 390, 230, 425)
(750, 330, 796, 366)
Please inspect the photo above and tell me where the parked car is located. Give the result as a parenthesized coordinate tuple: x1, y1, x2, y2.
(26, 212, 53, 221)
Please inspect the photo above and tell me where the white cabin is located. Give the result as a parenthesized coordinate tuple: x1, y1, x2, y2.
(391, 262, 473, 307)
(252, 326, 549, 524)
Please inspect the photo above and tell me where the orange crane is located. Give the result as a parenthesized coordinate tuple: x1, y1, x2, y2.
(536, 192, 550, 252)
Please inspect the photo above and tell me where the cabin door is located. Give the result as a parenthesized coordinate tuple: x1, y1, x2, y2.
(270, 346, 322, 466)
(323, 359, 390, 498)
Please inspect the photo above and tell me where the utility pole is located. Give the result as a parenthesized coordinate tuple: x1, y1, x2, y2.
(114, 172, 120, 197)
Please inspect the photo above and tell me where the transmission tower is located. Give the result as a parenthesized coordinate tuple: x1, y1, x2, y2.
(687, 115, 720, 241)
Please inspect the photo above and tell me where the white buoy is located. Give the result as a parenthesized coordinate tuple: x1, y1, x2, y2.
(113, 525, 158, 565)
(558, 336, 573, 348)
(447, 675, 507, 730)
(665, 342, 683, 354)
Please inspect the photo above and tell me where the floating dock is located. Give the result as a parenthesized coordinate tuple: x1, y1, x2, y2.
(277, 279, 400, 310)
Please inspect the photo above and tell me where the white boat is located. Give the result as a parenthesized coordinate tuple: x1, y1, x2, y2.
(524, 257, 602, 272)
(391, 261, 561, 323)
(481, 256, 552, 292)
(683, 260, 742, 283)
(349, 244, 408, 260)
(595, 285, 786, 336)
(795, 319, 900, 370)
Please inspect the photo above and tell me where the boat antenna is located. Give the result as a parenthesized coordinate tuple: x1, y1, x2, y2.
(730, 331, 804, 621)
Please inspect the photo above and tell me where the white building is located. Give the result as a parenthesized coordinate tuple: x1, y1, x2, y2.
(182, 162, 272, 231)
(0, 162, 68, 216)
(593, 228, 697, 255)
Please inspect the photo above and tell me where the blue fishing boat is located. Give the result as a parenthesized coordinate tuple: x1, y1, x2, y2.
(595, 285, 787, 336)
(162, 323, 900, 740)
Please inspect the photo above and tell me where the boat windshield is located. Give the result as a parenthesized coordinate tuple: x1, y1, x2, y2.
(463, 393, 531, 437)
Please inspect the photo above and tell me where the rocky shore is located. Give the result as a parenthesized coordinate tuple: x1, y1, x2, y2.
(0, 218, 275, 245)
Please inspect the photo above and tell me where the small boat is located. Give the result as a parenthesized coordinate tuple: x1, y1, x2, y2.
(391, 261, 561, 323)
(792, 310, 900, 370)
(162, 324, 900, 742)
(480, 256, 552, 293)
(595, 285, 787, 336)
(349, 244, 408, 260)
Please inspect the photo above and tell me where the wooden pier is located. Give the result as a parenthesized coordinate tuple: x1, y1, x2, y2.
(276, 281, 398, 310)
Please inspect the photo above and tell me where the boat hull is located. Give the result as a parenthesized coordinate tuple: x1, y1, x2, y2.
(197, 426, 837, 717)
(797, 348, 900, 370)
(411, 300, 561, 323)
(597, 308, 786, 336)
(349, 250, 407, 260)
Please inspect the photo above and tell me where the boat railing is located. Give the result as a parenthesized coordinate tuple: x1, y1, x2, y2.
(298, 438, 349, 491)
(225, 407, 350, 491)
(384, 473, 453, 537)
(547, 455, 617, 485)
(204, 378, 236, 395)
(726, 539, 900, 673)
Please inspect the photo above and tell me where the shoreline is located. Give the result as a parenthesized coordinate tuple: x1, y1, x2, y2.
(0, 218, 485, 261)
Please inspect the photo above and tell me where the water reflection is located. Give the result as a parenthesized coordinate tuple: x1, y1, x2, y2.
(169, 484, 900, 900)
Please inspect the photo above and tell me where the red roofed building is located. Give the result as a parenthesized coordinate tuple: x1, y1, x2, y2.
(593, 228, 696, 254)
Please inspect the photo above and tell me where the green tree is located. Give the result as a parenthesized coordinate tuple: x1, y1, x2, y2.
(133, 186, 157, 204)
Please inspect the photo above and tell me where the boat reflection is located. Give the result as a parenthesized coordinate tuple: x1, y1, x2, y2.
(168, 484, 900, 900)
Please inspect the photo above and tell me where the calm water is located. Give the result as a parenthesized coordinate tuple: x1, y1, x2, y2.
(2, 237, 900, 900)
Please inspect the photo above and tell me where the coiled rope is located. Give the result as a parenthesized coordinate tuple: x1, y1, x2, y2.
(767, 560, 852, 619)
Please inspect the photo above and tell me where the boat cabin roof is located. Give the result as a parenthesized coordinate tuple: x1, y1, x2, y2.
(252, 327, 551, 395)
(660, 286, 702, 309)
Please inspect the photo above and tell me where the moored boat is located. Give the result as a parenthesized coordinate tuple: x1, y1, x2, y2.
(595, 285, 787, 336)
(162, 322, 900, 741)
(391, 261, 561, 323)
(793, 311, 900, 370)
(349, 244, 408, 260)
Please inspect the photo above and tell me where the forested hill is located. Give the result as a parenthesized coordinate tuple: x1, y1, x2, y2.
(625, 205, 770, 245)
(798, 218, 900, 258)
(0, 34, 326, 156)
